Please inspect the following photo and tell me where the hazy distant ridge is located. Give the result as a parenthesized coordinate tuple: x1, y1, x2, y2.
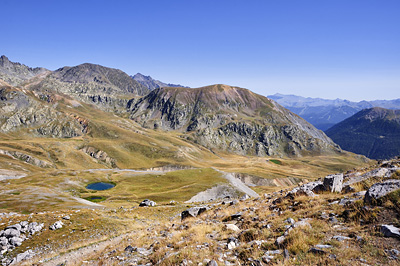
(269, 93, 400, 131)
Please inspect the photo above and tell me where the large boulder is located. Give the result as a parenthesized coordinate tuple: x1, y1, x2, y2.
(381, 224, 400, 239)
(286, 181, 324, 198)
(364, 179, 400, 204)
(181, 207, 208, 220)
(323, 174, 343, 192)
(139, 199, 156, 207)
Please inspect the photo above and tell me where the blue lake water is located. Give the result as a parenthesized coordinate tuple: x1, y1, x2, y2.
(86, 182, 115, 191)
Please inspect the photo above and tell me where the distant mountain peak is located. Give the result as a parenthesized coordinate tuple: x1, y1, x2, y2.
(132, 72, 188, 90)
(0, 55, 48, 86)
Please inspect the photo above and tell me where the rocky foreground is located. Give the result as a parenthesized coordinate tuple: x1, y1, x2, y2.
(0, 159, 400, 265)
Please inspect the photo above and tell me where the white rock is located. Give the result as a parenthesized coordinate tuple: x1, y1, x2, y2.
(225, 224, 240, 232)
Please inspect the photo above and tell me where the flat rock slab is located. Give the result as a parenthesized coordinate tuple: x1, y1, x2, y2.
(364, 179, 400, 204)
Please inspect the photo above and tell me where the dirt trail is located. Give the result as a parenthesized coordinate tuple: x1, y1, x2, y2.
(38, 233, 130, 266)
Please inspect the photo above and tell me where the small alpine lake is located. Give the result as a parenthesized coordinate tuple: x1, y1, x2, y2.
(86, 182, 115, 191)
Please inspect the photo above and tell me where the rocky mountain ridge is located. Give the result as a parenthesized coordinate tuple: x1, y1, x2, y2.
(129, 85, 339, 157)
(0, 56, 342, 158)
(0, 56, 48, 87)
(132, 73, 188, 90)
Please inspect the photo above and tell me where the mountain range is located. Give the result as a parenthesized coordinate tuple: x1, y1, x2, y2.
(0, 55, 343, 160)
(269, 93, 400, 131)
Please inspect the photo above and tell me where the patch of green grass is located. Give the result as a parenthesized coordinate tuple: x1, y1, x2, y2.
(269, 159, 282, 165)
(84, 196, 107, 202)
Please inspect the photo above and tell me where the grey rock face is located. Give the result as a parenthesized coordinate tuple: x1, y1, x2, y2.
(0, 87, 88, 138)
(381, 225, 400, 239)
(364, 179, 400, 204)
(323, 173, 343, 192)
(181, 207, 208, 220)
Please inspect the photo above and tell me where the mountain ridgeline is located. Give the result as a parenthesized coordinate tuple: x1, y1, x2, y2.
(326, 107, 400, 160)
(1, 55, 341, 159)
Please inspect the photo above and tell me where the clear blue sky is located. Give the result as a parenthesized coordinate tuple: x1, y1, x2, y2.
(1, 0, 399, 101)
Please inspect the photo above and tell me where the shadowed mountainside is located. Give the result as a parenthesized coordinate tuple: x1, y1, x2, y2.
(326, 107, 400, 159)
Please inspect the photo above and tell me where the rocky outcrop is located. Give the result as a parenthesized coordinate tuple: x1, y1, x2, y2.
(323, 174, 343, 192)
(0, 149, 52, 168)
(0, 87, 88, 138)
(128, 85, 340, 157)
(80, 146, 116, 168)
(364, 179, 400, 204)
(286, 180, 324, 197)
(0, 221, 44, 255)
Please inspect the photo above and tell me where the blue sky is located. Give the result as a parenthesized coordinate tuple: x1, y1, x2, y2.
(1, 0, 399, 101)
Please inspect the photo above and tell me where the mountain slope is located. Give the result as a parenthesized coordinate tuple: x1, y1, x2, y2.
(0, 55, 48, 86)
(132, 73, 188, 90)
(269, 93, 400, 131)
(325, 107, 400, 159)
(0, 79, 87, 138)
(128, 84, 340, 157)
